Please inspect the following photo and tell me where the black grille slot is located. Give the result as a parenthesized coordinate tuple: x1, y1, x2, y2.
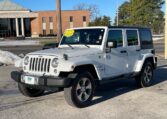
(32, 58, 35, 70)
(44, 59, 47, 72)
(47, 59, 51, 72)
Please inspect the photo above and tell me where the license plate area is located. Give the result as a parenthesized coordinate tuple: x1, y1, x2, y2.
(22, 75, 39, 85)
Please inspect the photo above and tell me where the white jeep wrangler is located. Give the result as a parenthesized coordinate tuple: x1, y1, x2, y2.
(11, 26, 157, 108)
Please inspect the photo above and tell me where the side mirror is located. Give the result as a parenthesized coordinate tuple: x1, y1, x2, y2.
(107, 41, 117, 48)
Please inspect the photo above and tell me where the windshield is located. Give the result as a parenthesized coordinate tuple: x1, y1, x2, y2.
(60, 29, 105, 45)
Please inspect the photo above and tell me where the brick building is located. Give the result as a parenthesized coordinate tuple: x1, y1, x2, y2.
(0, 0, 90, 38)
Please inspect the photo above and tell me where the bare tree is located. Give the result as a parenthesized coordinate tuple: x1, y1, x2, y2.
(73, 3, 100, 20)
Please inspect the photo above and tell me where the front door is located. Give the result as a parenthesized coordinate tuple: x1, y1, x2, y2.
(104, 29, 128, 78)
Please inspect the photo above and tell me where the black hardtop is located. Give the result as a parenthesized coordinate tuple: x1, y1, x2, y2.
(108, 26, 150, 30)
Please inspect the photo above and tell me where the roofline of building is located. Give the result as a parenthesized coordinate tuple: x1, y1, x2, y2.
(34, 10, 89, 12)
(0, 0, 30, 11)
(0, 9, 31, 11)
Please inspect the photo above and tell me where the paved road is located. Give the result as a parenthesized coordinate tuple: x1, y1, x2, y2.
(0, 45, 42, 55)
(0, 61, 167, 119)
(154, 40, 164, 59)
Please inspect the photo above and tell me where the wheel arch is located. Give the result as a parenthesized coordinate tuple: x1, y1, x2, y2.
(73, 64, 100, 80)
(59, 64, 100, 80)
(135, 54, 155, 72)
(144, 57, 155, 68)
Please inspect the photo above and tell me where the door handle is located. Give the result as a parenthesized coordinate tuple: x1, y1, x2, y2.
(120, 50, 127, 53)
(136, 49, 141, 52)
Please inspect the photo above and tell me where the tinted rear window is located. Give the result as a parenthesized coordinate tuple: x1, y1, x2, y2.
(139, 29, 153, 49)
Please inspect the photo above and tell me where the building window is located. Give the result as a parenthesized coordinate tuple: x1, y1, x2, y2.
(70, 16, 73, 22)
(83, 16, 86, 22)
(42, 17, 46, 23)
(50, 29, 53, 34)
(43, 30, 46, 35)
(49, 17, 53, 22)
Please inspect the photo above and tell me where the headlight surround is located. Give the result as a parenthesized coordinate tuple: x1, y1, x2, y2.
(24, 56, 29, 65)
(52, 58, 58, 68)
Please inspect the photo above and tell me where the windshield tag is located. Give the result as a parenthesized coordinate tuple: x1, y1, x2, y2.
(64, 29, 75, 37)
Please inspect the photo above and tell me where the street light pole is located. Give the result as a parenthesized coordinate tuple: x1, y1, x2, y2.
(56, 0, 62, 41)
(165, 0, 167, 59)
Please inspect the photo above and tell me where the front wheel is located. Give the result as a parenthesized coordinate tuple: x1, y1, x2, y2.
(64, 71, 95, 108)
(18, 83, 45, 97)
(136, 62, 154, 88)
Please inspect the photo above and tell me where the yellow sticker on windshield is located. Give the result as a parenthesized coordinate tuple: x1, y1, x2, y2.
(64, 29, 75, 37)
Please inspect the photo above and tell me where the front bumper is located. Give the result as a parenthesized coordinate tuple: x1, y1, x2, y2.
(11, 71, 72, 88)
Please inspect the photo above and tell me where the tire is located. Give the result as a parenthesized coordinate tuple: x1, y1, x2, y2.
(18, 83, 45, 97)
(135, 61, 154, 88)
(64, 71, 95, 108)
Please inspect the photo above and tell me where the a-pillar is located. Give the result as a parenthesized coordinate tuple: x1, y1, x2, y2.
(15, 18, 19, 37)
(21, 18, 25, 36)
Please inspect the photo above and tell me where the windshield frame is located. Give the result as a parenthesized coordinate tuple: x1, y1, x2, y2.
(60, 28, 106, 46)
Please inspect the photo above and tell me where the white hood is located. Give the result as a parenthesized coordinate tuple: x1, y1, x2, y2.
(28, 47, 102, 59)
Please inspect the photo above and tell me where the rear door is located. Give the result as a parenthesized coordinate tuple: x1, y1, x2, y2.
(125, 29, 141, 73)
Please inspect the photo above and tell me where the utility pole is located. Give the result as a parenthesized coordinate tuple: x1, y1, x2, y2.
(56, 0, 62, 41)
(116, 0, 119, 26)
(165, 0, 167, 59)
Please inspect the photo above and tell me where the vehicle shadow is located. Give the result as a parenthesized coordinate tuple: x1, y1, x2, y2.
(152, 65, 167, 86)
(92, 79, 138, 106)
(39, 66, 167, 107)
(43, 88, 63, 96)
(91, 66, 167, 106)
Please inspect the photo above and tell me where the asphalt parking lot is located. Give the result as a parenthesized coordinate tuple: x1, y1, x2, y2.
(0, 60, 167, 119)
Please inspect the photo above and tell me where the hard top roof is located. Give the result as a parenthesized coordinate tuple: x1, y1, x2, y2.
(108, 26, 150, 29)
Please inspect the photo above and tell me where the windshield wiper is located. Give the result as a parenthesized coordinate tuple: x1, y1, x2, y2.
(83, 44, 90, 48)
(67, 44, 74, 49)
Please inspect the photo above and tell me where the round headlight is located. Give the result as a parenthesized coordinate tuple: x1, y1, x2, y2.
(52, 58, 58, 67)
(24, 56, 29, 65)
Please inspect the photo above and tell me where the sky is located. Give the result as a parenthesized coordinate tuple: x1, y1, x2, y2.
(12, 0, 165, 21)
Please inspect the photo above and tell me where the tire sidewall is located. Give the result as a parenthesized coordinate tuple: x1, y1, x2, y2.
(71, 72, 95, 108)
(140, 62, 154, 87)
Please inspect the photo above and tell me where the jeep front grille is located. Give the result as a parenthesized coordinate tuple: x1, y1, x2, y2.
(29, 57, 51, 73)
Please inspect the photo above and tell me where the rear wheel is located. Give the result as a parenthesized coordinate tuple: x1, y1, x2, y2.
(64, 71, 95, 108)
(18, 83, 45, 97)
(136, 62, 154, 88)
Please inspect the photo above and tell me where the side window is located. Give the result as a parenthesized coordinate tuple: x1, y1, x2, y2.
(107, 30, 123, 47)
(139, 29, 153, 49)
(126, 30, 138, 46)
